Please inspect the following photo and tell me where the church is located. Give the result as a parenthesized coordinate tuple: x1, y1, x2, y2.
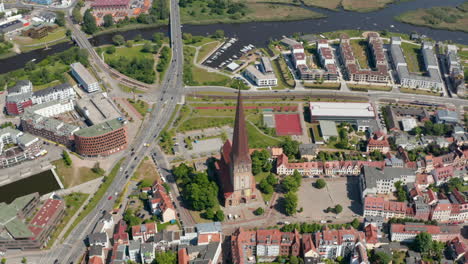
(216, 91, 259, 207)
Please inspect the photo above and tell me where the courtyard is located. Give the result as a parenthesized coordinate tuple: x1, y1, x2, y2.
(297, 177, 362, 222)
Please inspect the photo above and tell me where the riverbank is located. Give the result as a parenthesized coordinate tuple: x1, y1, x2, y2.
(92, 21, 168, 37)
(396, 3, 468, 33)
(180, 2, 325, 25)
(302, 0, 413, 12)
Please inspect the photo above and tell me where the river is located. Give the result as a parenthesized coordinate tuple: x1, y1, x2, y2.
(0, 0, 467, 73)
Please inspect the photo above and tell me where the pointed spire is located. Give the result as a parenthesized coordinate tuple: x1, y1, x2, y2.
(231, 90, 250, 165)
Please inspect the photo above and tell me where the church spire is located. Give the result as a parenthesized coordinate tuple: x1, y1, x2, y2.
(231, 90, 250, 165)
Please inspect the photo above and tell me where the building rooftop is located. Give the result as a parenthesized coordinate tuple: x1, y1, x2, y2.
(319, 120, 338, 137)
(71, 62, 98, 86)
(75, 93, 121, 125)
(74, 118, 125, 138)
(261, 57, 273, 73)
(33, 82, 73, 98)
(7, 80, 31, 94)
(363, 167, 415, 189)
(245, 65, 276, 81)
(92, 0, 130, 7)
(310, 102, 375, 118)
(22, 110, 80, 136)
(196, 222, 222, 234)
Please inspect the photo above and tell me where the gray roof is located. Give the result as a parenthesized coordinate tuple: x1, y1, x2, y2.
(356, 119, 379, 133)
(261, 57, 273, 73)
(140, 242, 153, 254)
(436, 110, 458, 122)
(180, 242, 220, 264)
(318, 120, 338, 137)
(89, 245, 103, 257)
(7, 80, 31, 94)
(299, 143, 318, 156)
(88, 232, 107, 244)
(0, 20, 23, 34)
(38, 11, 56, 20)
(154, 230, 175, 243)
(33, 83, 72, 97)
(6, 91, 33, 103)
(71, 62, 98, 86)
(196, 222, 222, 234)
(21, 110, 80, 136)
(362, 167, 415, 189)
(129, 240, 141, 251)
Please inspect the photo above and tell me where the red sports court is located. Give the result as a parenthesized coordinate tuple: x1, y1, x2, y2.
(274, 114, 302, 136)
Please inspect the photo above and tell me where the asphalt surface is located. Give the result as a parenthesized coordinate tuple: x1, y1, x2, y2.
(19, 0, 185, 262)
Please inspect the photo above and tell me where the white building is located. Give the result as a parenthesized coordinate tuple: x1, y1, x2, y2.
(32, 83, 76, 105)
(244, 65, 277, 87)
(128, 240, 141, 263)
(28, 100, 74, 117)
(359, 167, 416, 199)
(71, 62, 100, 93)
(401, 118, 418, 132)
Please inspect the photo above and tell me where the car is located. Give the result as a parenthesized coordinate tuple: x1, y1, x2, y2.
(108, 196, 113, 200)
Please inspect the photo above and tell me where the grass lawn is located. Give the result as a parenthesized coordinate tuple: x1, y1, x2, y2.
(342, 0, 393, 12)
(14, 27, 68, 50)
(400, 42, 425, 73)
(63, 159, 123, 239)
(396, 5, 468, 33)
(119, 84, 145, 94)
(197, 41, 220, 63)
(349, 84, 392, 91)
(127, 98, 150, 117)
(246, 122, 281, 148)
(392, 251, 406, 264)
(272, 57, 295, 89)
(184, 46, 231, 86)
(311, 123, 323, 142)
(349, 39, 370, 69)
(33, 80, 62, 91)
(179, 117, 234, 132)
(303, 82, 340, 89)
(47, 192, 88, 248)
(103, 43, 153, 61)
(302, 0, 341, 9)
(157, 220, 180, 230)
(192, 65, 230, 84)
(180, 2, 324, 24)
(52, 159, 102, 188)
(400, 87, 442, 96)
(132, 156, 161, 183)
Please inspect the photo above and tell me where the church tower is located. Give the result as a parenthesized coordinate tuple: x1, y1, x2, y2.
(229, 90, 254, 197)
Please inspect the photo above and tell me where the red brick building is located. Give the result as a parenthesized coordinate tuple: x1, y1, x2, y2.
(91, 0, 130, 11)
(74, 118, 128, 157)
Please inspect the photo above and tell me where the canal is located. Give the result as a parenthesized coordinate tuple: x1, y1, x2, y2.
(0, 169, 61, 203)
(0, 0, 467, 73)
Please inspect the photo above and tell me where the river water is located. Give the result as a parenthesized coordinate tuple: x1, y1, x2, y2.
(0, 0, 467, 73)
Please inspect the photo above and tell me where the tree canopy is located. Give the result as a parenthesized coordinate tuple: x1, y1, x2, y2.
(284, 192, 298, 216)
(82, 9, 98, 34)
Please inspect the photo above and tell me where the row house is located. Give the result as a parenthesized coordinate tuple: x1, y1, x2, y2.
(363, 196, 407, 219)
(366, 132, 390, 154)
(430, 200, 452, 222)
(448, 190, 468, 223)
(390, 223, 459, 242)
(149, 182, 176, 223)
(132, 222, 157, 242)
(314, 227, 365, 259)
(276, 153, 322, 176)
(359, 167, 416, 199)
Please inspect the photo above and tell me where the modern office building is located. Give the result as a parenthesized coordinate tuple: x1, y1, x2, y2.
(71, 62, 100, 93)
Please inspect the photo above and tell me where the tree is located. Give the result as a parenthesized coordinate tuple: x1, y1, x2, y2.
(281, 175, 299, 193)
(315, 179, 326, 189)
(284, 192, 298, 216)
(350, 218, 360, 229)
(92, 162, 105, 175)
(288, 256, 300, 264)
(213, 29, 224, 39)
(62, 150, 72, 166)
(259, 178, 273, 194)
(82, 9, 98, 34)
(24, 61, 36, 71)
(153, 32, 164, 44)
(281, 138, 300, 159)
(72, 5, 82, 23)
(154, 250, 177, 264)
(214, 210, 224, 221)
(254, 207, 264, 215)
(142, 42, 153, 53)
(112, 34, 125, 46)
(125, 40, 133, 48)
(204, 208, 214, 219)
(266, 173, 277, 186)
(21, 258, 26, 264)
(103, 14, 114, 27)
(1, 258, 6, 264)
(55, 11, 65, 26)
(334, 204, 343, 214)
(394, 181, 407, 202)
(66, 29, 72, 37)
(369, 250, 391, 264)
(106, 45, 116, 54)
(413, 232, 432, 253)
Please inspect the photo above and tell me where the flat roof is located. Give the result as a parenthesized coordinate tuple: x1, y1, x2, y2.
(74, 118, 125, 138)
(309, 102, 375, 118)
(318, 120, 338, 137)
(76, 93, 121, 125)
(71, 62, 98, 86)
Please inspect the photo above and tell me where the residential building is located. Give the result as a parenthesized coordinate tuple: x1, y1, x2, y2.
(390, 223, 459, 242)
(431, 200, 452, 222)
(350, 241, 369, 264)
(149, 182, 176, 223)
(35, 11, 57, 23)
(244, 64, 277, 87)
(20, 110, 79, 149)
(309, 102, 376, 123)
(339, 33, 390, 83)
(445, 45, 466, 97)
(31, 83, 76, 105)
(276, 153, 322, 176)
(385, 105, 430, 132)
(132, 222, 157, 242)
(74, 118, 128, 157)
(359, 167, 416, 199)
(363, 196, 407, 219)
(390, 38, 443, 92)
(113, 220, 129, 245)
(88, 245, 105, 264)
(71, 62, 100, 93)
(140, 242, 155, 264)
(302, 234, 319, 261)
(88, 232, 109, 248)
(314, 227, 365, 259)
(298, 143, 318, 161)
(178, 242, 222, 264)
(128, 240, 141, 263)
(298, 40, 338, 81)
(91, 0, 130, 11)
(27, 100, 74, 118)
(216, 91, 258, 207)
(0, 127, 42, 168)
(366, 132, 390, 154)
(401, 118, 418, 132)
(447, 237, 468, 261)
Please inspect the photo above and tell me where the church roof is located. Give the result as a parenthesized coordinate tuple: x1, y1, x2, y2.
(231, 91, 251, 166)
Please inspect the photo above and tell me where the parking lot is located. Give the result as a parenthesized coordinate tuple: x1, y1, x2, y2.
(297, 177, 362, 222)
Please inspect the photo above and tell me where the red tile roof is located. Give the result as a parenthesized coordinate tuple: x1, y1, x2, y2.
(178, 248, 190, 264)
(28, 199, 63, 237)
(92, 0, 130, 7)
(88, 256, 104, 264)
(365, 224, 379, 244)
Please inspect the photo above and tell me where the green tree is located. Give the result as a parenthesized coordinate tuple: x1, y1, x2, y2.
(214, 209, 224, 221)
(142, 42, 153, 53)
(62, 150, 72, 166)
(153, 32, 164, 44)
(204, 208, 214, 219)
(394, 181, 407, 202)
(1, 258, 6, 264)
(334, 204, 343, 214)
(254, 207, 264, 215)
(284, 192, 298, 216)
(55, 11, 65, 26)
(315, 179, 326, 189)
(82, 9, 98, 34)
(213, 29, 225, 38)
(134, 34, 143, 42)
(350, 218, 360, 229)
(106, 45, 116, 54)
(154, 250, 177, 264)
(112, 34, 125, 46)
(103, 14, 114, 27)
(281, 175, 299, 193)
(92, 162, 105, 175)
(21, 258, 26, 264)
(266, 173, 277, 186)
(259, 178, 273, 194)
(288, 256, 299, 264)
(72, 5, 82, 23)
(369, 250, 391, 264)
(125, 40, 133, 48)
(281, 138, 300, 158)
(413, 232, 432, 253)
